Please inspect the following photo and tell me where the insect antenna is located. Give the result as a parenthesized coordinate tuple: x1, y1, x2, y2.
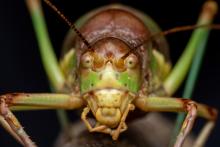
(134, 24, 220, 50)
(43, 0, 92, 49)
(121, 24, 220, 59)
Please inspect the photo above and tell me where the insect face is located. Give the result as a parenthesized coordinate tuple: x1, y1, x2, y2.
(79, 37, 141, 93)
(80, 37, 140, 127)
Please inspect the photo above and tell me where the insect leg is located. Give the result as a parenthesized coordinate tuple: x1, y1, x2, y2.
(0, 114, 23, 145)
(163, 1, 218, 96)
(0, 93, 84, 146)
(134, 97, 217, 147)
(25, 0, 65, 90)
(25, 0, 68, 127)
(0, 98, 36, 147)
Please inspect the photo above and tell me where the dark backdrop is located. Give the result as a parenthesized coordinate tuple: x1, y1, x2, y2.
(0, 0, 220, 146)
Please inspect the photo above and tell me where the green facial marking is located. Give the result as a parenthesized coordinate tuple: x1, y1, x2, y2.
(118, 71, 140, 93)
(80, 70, 100, 93)
(80, 67, 140, 93)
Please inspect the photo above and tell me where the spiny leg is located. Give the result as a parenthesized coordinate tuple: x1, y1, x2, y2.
(134, 97, 217, 147)
(0, 93, 84, 146)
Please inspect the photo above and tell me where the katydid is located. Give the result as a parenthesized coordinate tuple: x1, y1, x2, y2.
(0, 0, 219, 147)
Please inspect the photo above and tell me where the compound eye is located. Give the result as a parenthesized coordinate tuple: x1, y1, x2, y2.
(81, 52, 93, 68)
(125, 54, 138, 68)
(114, 58, 126, 72)
(93, 56, 105, 71)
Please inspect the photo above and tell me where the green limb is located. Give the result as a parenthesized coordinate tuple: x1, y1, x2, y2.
(135, 97, 217, 120)
(0, 93, 83, 146)
(25, 0, 68, 127)
(163, 1, 218, 96)
(57, 49, 77, 127)
(4, 93, 84, 111)
(169, 1, 218, 146)
(26, 0, 65, 90)
(134, 96, 217, 147)
(56, 110, 68, 128)
(171, 25, 210, 147)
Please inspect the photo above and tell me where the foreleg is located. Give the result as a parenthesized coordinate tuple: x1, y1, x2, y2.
(134, 97, 217, 147)
(0, 93, 84, 146)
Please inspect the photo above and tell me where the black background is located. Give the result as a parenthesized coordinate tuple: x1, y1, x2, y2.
(0, 0, 220, 146)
